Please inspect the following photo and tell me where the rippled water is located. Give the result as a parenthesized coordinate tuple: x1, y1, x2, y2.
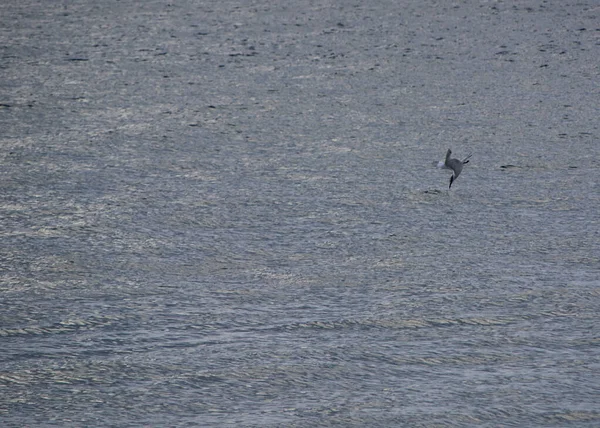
(1, 1, 599, 426)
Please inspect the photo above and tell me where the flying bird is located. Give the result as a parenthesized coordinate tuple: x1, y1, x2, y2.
(437, 149, 472, 189)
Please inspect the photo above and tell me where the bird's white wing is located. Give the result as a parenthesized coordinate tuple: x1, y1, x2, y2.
(435, 160, 449, 169)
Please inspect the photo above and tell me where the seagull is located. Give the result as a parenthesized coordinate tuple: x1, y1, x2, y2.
(436, 149, 472, 189)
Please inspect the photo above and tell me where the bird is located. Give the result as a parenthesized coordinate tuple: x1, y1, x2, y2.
(437, 149, 472, 189)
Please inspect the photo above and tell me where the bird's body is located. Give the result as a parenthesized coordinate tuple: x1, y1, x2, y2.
(438, 149, 471, 188)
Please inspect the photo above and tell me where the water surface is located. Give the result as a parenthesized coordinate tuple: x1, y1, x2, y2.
(1, 1, 599, 426)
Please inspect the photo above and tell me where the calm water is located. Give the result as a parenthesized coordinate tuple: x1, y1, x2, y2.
(1, 1, 599, 426)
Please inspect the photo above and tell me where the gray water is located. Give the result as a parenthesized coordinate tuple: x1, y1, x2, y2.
(1, 1, 599, 426)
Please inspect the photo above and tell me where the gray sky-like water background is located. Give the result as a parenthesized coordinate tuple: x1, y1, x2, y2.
(1, 1, 599, 426)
